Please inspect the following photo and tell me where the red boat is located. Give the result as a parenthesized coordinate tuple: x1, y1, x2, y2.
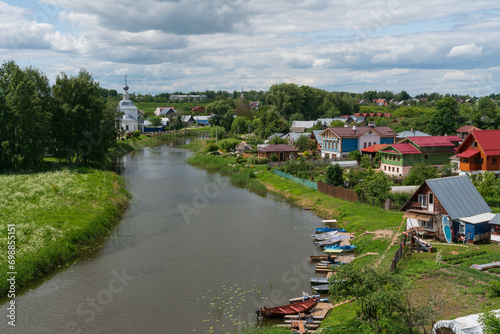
(259, 298, 318, 318)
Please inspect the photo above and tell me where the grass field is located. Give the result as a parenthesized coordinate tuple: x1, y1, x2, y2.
(0, 168, 129, 297)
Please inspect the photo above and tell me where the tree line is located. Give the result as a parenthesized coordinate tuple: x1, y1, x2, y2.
(0, 61, 121, 171)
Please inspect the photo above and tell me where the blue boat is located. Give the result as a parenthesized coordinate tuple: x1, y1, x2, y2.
(324, 244, 357, 253)
(316, 227, 346, 234)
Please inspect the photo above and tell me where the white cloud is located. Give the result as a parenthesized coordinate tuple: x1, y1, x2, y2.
(447, 43, 483, 57)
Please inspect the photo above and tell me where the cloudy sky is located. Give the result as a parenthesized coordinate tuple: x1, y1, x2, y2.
(2, 0, 500, 96)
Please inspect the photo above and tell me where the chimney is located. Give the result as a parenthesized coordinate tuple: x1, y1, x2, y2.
(411, 128, 415, 136)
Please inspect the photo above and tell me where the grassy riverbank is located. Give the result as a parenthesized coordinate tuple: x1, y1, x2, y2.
(0, 168, 130, 297)
(184, 138, 500, 333)
(109, 134, 169, 156)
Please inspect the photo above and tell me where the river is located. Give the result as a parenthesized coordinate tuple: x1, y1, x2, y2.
(1, 138, 327, 334)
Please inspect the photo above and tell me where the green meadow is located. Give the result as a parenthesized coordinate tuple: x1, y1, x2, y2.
(0, 168, 129, 296)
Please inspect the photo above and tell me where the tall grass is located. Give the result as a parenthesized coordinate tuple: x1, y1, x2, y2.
(0, 169, 129, 296)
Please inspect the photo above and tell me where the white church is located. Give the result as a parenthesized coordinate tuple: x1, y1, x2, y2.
(118, 76, 140, 133)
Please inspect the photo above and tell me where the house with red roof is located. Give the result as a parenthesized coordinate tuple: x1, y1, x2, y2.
(360, 144, 388, 160)
(455, 125, 482, 141)
(379, 136, 461, 176)
(318, 125, 396, 159)
(191, 106, 206, 113)
(257, 144, 299, 162)
(455, 130, 500, 175)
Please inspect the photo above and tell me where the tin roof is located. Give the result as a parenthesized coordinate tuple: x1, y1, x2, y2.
(408, 136, 460, 147)
(383, 143, 422, 154)
(426, 175, 491, 220)
(470, 130, 500, 156)
(257, 144, 299, 152)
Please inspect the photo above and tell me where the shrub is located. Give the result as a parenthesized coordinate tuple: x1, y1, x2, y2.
(133, 130, 140, 138)
(221, 140, 239, 152)
(270, 154, 278, 162)
(236, 156, 247, 164)
(205, 143, 219, 153)
(258, 158, 268, 164)
(488, 280, 500, 297)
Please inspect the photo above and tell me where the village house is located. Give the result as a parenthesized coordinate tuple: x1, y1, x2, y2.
(455, 125, 482, 141)
(235, 142, 252, 154)
(192, 115, 211, 126)
(257, 144, 299, 162)
(401, 175, 494, 244)
(310, 130, 324, 154)
(319, 125, 396, 159)
(360, 143, 387, 160)
(283, 132, 309, 146)
(354, 112, 391, 119)
(379, 135, 460, 176)
(190, 106, 205, 113)
(455, 129, 500, 175)
(181, 115, 195, 127)
(154, 106, 177, 116)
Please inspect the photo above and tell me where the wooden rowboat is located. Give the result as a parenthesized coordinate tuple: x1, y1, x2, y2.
(259, 298, 318, 318)
(309, 255, 337, 262)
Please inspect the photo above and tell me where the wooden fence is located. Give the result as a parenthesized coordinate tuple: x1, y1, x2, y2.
(389, 234, 408, 271)
(317, 182, 358, 202)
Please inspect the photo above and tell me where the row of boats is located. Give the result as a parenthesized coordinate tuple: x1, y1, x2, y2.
(256, 225, 356, 319)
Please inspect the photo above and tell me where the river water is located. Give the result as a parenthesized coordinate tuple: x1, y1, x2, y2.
(1, 138, 326, 334)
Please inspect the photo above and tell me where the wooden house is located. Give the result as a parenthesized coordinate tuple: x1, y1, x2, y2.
(455, 129, 500, 175)
(455, 125, 482, 141)
(401, 176, 494, 243)
(319, 125, 396, 159)
(379, 136, 460, 176)
(257, 144, 298, 161)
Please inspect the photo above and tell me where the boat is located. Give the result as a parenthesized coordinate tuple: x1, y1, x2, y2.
(311, 284, 330, 294)
(289, 292, 320, 303)
(316, 227, 346, 234)
(324, 244, 357, 253)
(312, 231, 340, 240)
(309, 255, 336, 262)
(259, 298, 318, 318)
(315, 236, 349, 247)
(310, 277, 329, 285)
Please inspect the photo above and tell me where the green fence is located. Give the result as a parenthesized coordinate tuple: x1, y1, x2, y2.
(273, 169, 318, 190)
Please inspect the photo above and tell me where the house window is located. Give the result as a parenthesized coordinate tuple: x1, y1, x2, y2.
(392, 167, 395, 172)
(364, 142, 367, 148)
(493, 158, 497, 165)
(422, 219, 433, 229)
(369, 131, 372, 134)
(424, 155, 428, 159)
(459, 222, 465, 234)
(397, 168, 399, 173)
(462, 158, 469, 163)
(126, 125, 129, 130)
(428, 193, 434, 206)
(418, 194, 427, 208)
(473, 158, 481, 164)
(385, 154, 387, 159)
(384, 166, 386, 171)
(397, 156, 400, 161)
(471, 142, 477, 148)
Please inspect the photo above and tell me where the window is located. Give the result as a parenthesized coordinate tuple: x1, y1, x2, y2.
(369, 131, 372, 134)
(473, 158, 481, 164)
(428, 193, 434, 205)
(392, 167, 395, 172)
(418, 194, 427, 208)
(493, 158, 498, 165)
(364, 142, 367, 148)
(471, 142, 477, 148)
(126, 125, 129, 130)
(397, 168, 399, 173)
(459, 222, 465, 234)
(384, 154, 387, 159)
(422, 219, 433, 229)
(397, 156, 400, 161)
(424, 155, 428, 159)
(462, 158, 469, 163)
(384, 166, 386, 171)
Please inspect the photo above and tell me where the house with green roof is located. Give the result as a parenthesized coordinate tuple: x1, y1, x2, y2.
(380, 136, 461, 176)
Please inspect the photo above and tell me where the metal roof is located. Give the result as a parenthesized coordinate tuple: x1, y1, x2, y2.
(489, 214, 500, 225)
(459, 212, 496, 224)
(426, 175, 491, 220)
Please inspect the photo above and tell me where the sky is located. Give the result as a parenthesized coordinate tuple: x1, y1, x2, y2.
(1, 0, 500, 96)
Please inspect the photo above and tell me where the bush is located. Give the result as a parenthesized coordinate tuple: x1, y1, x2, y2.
(133, 130, 141, 138)
(221, 140, 239, 152)
(488, 280, 500, 297)
(236, 156, 246, 164)
(210, 126, 227, 140)
(270, 154, 278, 162)
(205, 143, 219, 153)
(258, 158, 268, 164)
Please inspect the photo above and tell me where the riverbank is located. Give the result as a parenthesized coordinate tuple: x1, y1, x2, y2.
(0, 168, 130, 297)
(184, 138, 500, 333)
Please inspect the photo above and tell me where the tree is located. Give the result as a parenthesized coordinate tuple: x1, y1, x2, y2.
(428, 97, 460, 135)
(329, 120, 345, 127)
(325, 164, 344, 187)
(52, 69, 120, 165)
(363, 171, 392, 204)
(267, 83, 304, 119)
(231, 117, 248, 135)
(348, 150, 362, 162)
(150, 116, 162, 127)
(0, 61, 53, 170)
(403, 163, 439, 186)
(206, 100, 232, 129)
(294, 135, 311, 151)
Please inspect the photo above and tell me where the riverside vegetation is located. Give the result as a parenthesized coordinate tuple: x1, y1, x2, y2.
(184, 137, 500, 334)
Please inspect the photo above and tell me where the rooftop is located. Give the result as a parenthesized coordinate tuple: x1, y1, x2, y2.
(257, 144, 299, 152)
